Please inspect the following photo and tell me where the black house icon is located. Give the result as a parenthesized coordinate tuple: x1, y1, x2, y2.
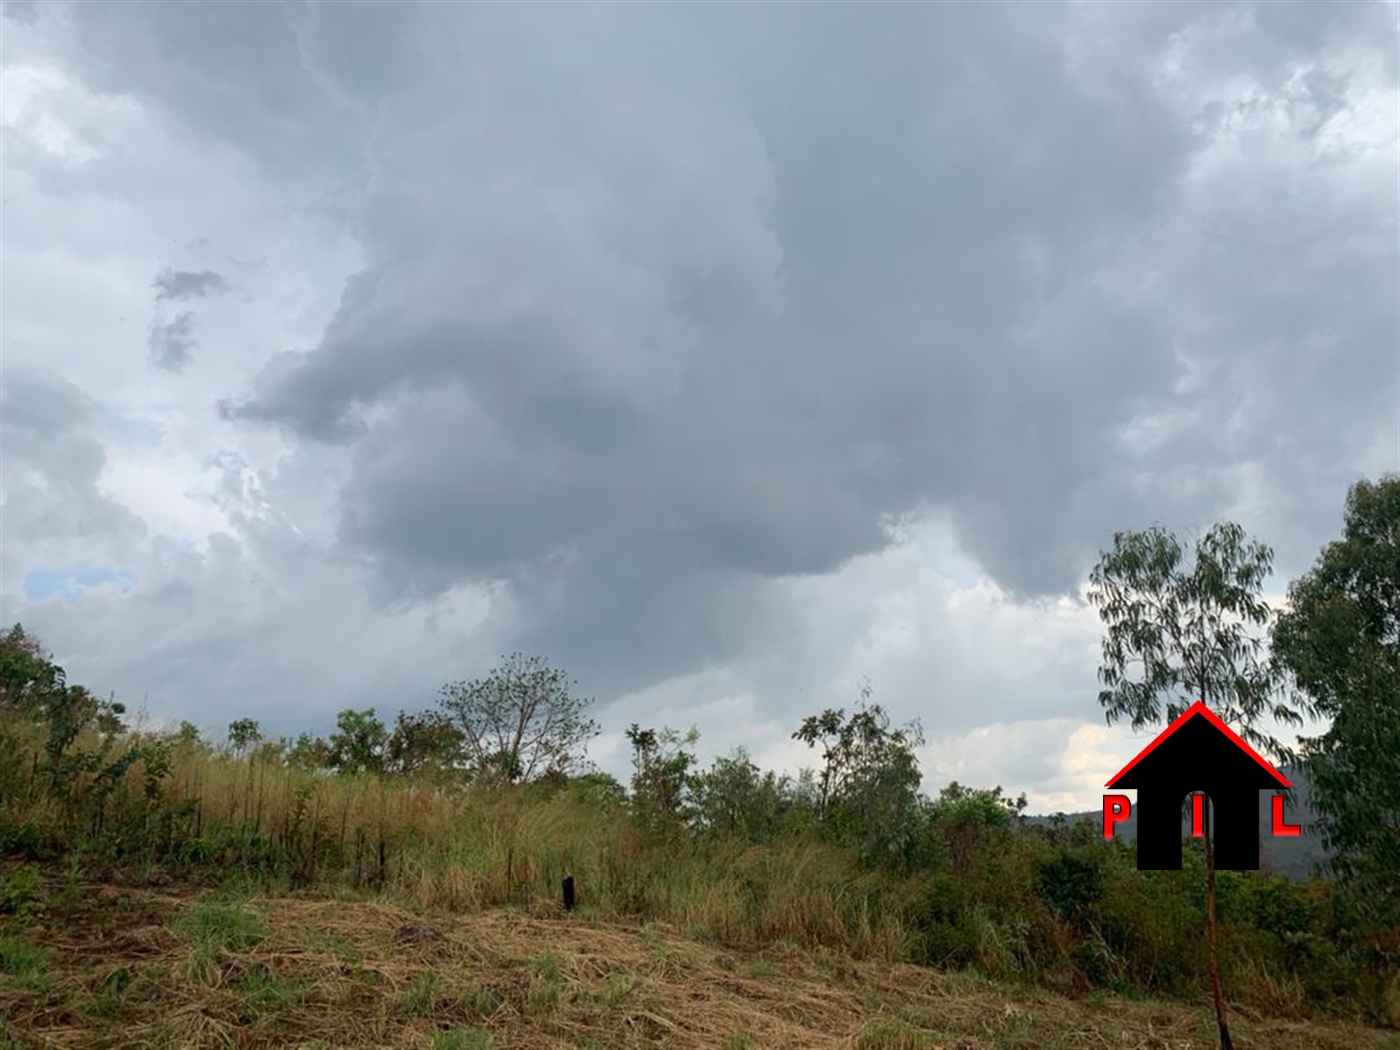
(1105, 701, 1291, 870)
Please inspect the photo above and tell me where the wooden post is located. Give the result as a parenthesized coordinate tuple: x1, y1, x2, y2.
(1205, 796, 1234, 1050)
(562, 874, 575, 912)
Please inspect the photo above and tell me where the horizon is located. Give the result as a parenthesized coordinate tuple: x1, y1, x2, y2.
(3, 1, 1396, 816)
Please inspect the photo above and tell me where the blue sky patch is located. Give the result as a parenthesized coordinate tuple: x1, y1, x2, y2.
(23, 563, 136, 602)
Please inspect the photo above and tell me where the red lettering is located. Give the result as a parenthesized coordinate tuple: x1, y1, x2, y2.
(1271, 794, 1301, 837)
(1103, 794, 1131, 839)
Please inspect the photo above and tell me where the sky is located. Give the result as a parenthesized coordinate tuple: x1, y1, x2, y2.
(2, 1, 1396, 813)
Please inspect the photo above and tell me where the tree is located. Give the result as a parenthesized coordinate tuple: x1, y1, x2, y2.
(173, 721, 204, 747)
(0, 624, 66, 718)
(384, 710, 465, 779)
(0, 627, 149, 822)
(563, 770, 629, 811)
(39, 684, 129, 802)
(1088, 521, 1311, 1050)
(227, 718, 263, 757)
(437, 653, 598, 784)
(1272, 476, 1400, 929)
(287, 732, 332, 771)
(626, 724, 699, 832)
(328, 708, 388, 775)
(690, 748, 794, 844)
(928, 781, 1028, 874)
(792, 682, 926, 867)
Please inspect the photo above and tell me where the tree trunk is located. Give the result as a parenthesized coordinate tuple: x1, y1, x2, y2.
(1204, 797, 1234, 1050)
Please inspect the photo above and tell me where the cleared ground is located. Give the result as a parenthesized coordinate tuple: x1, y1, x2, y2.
(0, 879, 1395, 1050)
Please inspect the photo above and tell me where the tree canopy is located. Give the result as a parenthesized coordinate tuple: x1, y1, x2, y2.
(1088, 521, 1310, 765)
(437, 652, 599, 783)
(1273, 476, 1400, 927)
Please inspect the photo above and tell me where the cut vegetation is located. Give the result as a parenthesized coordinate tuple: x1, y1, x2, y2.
(0, 876, 1394, 1050)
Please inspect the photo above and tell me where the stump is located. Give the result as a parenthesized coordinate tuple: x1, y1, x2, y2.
(562, 874, 576, 912)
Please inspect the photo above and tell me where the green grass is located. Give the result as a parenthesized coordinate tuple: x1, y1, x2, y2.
(180, 899, 265, 982)
(183, 899, 265, 951)
(403, 969, 440, 1015)
(853, 1018, 941, 1049)
(578, 970, 634, 1009)
(600, 971, 633, 1008)
(87, 965, 134, 1017)
(457, 985, 505, 1022)
(238, 963, 301, 1016)
(526, 952, 563, 1015)
(0, 934, 48, 993)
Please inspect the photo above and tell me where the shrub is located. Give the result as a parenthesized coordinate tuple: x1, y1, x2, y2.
(1035, 847, 1106, 925)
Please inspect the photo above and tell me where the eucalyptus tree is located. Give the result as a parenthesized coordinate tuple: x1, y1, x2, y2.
(1088, 522, 1312, 1050)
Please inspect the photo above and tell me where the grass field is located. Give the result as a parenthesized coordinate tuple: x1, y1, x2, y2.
(1, 627, 1396, 1048)
(1, 871, 1396, 1050)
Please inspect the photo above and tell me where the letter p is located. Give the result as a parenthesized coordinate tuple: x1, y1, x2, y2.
(1103, 794, 1131, 839)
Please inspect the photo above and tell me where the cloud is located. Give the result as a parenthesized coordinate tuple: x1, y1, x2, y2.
(147, 310, 198, 370)
(1, 1, 40, 27)
(0, 369, 148, 609)
(55, 0, 368, 185)
(225, 3, 1395, 681)
(1, 2, 1394, 809)
(152, 267, 230, 302)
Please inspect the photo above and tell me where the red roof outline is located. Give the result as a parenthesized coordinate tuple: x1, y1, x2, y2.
(1105, 701, 1291, 789)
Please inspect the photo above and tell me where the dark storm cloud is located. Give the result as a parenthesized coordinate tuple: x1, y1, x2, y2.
(152, 268, 230, 302)
(148, 311, 198, 371)
(36, 2, 1400, 703)
(64, 2, 335, 156)
(227, 10, 1176, 568)
(214, 2, 1400, 693)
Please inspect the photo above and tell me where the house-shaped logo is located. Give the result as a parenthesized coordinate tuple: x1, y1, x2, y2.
(1102, 701, 1300, 870)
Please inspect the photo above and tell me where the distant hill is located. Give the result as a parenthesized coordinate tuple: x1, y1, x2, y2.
(1025, 765, 1330, 880)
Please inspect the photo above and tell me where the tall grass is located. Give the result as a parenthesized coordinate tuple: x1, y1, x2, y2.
(0, 716, 1391, 1025)
(0, 721, 912, 960)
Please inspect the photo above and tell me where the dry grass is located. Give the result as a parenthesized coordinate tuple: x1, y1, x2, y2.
(0, 737, 912, 964)
(1, 878, 1395, 1050)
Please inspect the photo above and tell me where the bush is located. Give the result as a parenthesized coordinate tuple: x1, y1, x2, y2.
(1035, 846, 1106, 925)
(0, 820, 44, 861)
(0, 865, 39, 915)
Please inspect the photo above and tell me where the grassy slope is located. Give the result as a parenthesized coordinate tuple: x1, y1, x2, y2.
(1, 875, 1395, 1050)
